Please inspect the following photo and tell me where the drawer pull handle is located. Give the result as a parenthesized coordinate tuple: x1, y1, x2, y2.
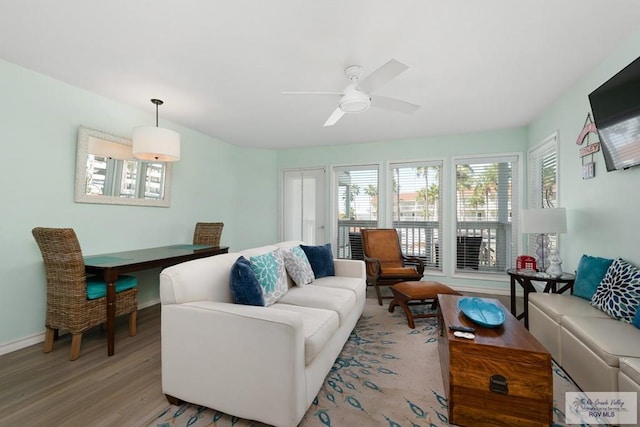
(489, 374, 508, 394)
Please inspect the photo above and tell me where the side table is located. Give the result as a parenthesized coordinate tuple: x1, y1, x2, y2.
(507, 268, 575, 329)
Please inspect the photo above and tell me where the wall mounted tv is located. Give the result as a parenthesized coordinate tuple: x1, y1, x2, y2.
(588, 55, 640, 172)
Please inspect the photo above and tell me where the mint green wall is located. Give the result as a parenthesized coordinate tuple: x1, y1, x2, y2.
(528, 29, 640, 272)
(0, 59, 278, 347)
(277, 128, 529, 291)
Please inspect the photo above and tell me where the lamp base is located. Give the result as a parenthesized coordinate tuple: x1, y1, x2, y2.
(534, 233, 550, 271)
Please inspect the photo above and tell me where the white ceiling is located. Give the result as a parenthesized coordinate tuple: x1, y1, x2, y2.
(1, 1, 640, 149)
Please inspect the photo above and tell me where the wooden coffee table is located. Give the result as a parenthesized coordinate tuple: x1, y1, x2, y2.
(437, 294, 552, 426)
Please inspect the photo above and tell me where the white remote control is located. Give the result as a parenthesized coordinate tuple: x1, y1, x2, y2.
(453, 331, 475, 340)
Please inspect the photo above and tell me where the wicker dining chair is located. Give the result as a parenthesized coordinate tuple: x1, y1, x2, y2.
(31, 227, 138, 361)
(193, 222, 224, 246)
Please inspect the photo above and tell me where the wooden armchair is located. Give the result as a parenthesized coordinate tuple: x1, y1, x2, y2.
(361, 228, 425, 305)
(193, 222, 224, 246)
(31, 227, 138, 360)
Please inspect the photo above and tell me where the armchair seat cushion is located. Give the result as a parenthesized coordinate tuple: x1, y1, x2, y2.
(381, 266, 421, 277)
(86, 275, 137, 300)
(270, 304, 339, 365)
(278, 285, 356, 325)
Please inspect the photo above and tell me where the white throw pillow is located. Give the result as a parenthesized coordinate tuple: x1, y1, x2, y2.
(283, 246, 315, 287)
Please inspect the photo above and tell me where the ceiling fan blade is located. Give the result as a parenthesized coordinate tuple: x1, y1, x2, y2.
(371, 95, 420, 114)
(356, 59, 409, 93)
(282, 91, 342, 96)
(324, 108, 345, 126)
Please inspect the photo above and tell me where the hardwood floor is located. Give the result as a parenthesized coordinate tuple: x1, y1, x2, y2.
(0, 290, 520, 427)
(0, 305, 167, 427)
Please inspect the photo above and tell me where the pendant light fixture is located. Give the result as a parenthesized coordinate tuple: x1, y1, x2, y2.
(132, 98, 180, 162)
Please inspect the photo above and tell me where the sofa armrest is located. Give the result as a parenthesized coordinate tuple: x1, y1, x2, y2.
(161, 301, 307, 426)
(333, 258, 365, 279)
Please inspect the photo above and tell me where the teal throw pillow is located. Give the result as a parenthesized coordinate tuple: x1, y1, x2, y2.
(229, 256, 265, 306)
(634, 308, 640, 329)
(591, 258, 640, 323)
(86, 275, 137, 300)
(283, 246, 315, 287)
(300, 243, 335, 278)
(250, 249, 288, 306)
(572, 254, 614, 300)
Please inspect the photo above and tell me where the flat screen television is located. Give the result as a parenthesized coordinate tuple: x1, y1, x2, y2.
(588, 55, 640, 171)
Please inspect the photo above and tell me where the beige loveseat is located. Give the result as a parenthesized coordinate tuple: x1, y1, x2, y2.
(529, 293, 640, 395)
(159, 241, 366, 427)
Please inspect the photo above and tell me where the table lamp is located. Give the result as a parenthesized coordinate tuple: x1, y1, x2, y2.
(521, 208, 567, 274)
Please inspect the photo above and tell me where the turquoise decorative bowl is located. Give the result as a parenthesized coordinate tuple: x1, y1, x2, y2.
(457, 297, 505, 328)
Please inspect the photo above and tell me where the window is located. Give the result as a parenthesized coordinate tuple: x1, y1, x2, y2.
(389, 161, 443, 270)
(454, 156, 519, 273)
(334, 165, 379, 258)
(527, 133, 559, 255)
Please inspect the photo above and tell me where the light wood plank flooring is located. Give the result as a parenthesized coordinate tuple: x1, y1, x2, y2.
(0, 305, 166, 427)
(0, 291, 519, 427)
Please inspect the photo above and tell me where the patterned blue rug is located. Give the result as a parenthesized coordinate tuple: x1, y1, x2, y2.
(150, 301, 593, 426)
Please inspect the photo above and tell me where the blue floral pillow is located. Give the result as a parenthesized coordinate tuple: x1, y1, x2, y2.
(591, 258, 640, 323)
(229, 256, 265, 306)
(283, 246, 315, 287)
(250, 249, 288, 306)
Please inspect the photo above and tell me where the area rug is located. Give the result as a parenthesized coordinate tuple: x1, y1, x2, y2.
(150, 301, 594, 427)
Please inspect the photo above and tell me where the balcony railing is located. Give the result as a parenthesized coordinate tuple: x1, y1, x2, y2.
(336, 219, 511, 273)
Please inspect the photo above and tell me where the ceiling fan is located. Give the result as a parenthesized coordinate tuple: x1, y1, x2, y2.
(283, 59, 420, 126)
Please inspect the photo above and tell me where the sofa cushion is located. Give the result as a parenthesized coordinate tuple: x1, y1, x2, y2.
(620, 357, 640, 385)
(269, 304, 339, 365)
(312, 275, 366, 302)
(282, 246, 315, 287)
(561, 315, 640, 367)
(250, 249, 288, 306)
(277, 285, 356, 325)
(573, 254, 613, 300)
(528, 293, 609, 324)
(591, 258, 640, 323)
(300, 243, 335, 278)
(229, 256, 265, 306)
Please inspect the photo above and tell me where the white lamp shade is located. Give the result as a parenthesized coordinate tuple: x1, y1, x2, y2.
(521, 208, 567, 234)
(132, 126, 180, 162)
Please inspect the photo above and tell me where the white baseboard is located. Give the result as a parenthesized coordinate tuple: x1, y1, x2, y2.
(0, 298, 161, 356)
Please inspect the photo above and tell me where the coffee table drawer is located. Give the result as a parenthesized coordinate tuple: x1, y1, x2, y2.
(449, 354, 552, 426)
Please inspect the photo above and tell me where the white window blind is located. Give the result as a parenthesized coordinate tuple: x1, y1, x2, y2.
(454, 156, 519, 273)
(333, 165, 379, 258)
(389, 161, 443, 270)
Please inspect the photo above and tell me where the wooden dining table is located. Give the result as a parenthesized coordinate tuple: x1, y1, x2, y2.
(84, 244, 229, 356)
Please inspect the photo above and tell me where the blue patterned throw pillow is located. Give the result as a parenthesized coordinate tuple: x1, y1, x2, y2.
(229, 256, 265, 306)
(300, 243, 335, 279)
(250, 249, 288, 306)
(283, 246, 315, 287)
(591, 258, 640, 323)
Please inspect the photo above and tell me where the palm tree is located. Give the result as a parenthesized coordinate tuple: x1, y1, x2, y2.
(456, 164, 474, 221)
(364, 184, 378, 220)
(416, 187, 428, 220)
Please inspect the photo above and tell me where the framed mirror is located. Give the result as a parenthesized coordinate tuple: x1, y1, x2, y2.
(74, 126, 172, 207)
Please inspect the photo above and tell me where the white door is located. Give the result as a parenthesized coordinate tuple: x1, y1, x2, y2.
(282, 168, 326, 244)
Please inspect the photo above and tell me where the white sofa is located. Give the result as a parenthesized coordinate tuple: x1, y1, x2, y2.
(529, 293, 640, 394)
(159, 241, 366, 427)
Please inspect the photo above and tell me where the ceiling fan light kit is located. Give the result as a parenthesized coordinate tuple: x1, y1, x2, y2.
(283, 58, 420, 126)
(339, 87, 371, 113)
